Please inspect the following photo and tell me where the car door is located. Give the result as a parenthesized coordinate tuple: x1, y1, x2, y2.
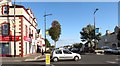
(63, 50, 73, 60)
(55, 50, 64, 60)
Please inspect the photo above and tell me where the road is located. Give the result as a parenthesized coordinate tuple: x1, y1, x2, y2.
(1, 55, 120, 66)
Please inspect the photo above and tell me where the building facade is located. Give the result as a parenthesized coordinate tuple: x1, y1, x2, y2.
(98, 26, 120, 48)
(0, 0, 44, 57)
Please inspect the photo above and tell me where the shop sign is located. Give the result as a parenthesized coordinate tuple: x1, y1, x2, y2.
(24, 36, 32, 42)
(0, 36, 20, 41)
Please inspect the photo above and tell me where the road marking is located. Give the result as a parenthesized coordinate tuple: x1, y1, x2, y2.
(106, 61, 117, 64)
(24, 59, 35, 61)
(34, 56, 41, 60)
(115, 59, 119, 61)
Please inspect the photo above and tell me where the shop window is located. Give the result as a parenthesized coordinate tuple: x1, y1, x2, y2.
(0, 43, 9, 54)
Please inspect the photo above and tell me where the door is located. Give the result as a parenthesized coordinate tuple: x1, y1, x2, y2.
(63, 50, 73, 59)
(2, 43, 9, 55)
(55, 50, 64, 60)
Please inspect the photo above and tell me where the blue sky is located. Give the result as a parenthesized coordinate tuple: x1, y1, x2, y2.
(16, 2, 118, 48)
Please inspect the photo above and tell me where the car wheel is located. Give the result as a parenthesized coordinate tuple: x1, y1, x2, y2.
(74, 56, 79, 61)
(53, 57, 58, 62)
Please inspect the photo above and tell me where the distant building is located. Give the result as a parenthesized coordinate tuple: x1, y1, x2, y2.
(98, 26, 120, 48)
(0, 0, 43, 57)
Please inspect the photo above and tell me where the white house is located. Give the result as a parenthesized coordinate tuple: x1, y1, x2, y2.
(98, 26, 119, 48)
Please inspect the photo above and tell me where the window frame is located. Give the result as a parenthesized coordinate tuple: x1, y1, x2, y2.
(55, 50, 62, 54)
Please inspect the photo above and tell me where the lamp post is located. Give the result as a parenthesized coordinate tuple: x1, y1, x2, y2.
(14, 0, 16, 57)
(93, 8, 99, 49)
(43, 12, 52, 52)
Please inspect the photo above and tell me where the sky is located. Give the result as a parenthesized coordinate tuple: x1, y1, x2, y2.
(16, 2, 118, 48)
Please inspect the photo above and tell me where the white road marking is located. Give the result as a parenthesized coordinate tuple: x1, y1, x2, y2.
(115, 59, 119, 61)
(24, 59, 35, 61)
(106, 61, 117, 64)
(34, 56, 41, 60)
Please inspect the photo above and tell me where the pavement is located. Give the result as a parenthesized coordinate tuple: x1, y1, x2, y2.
(1, 53, 45, 62)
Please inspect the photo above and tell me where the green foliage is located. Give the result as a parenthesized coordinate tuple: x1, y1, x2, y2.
(80, 24, 101, 49)
(45, 39, 51, 47)
(73, 43, 83, 48)
(48, 20, 61, 48)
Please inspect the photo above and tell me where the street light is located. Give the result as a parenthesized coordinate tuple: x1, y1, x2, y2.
(43, 12, 52, 52)
(93, 8, 99, 49)
(94, 8, 99, 29)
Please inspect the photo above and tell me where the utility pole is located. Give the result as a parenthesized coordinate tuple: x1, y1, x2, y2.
(93, 8, 99, 49)
(14, 0, 16, 57)
(43, 12, 52, 52)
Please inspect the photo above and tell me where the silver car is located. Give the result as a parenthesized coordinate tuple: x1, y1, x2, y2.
(51, 49, 81, 62)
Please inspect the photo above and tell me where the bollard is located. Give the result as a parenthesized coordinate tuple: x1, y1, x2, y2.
(46, 54, 50, 66)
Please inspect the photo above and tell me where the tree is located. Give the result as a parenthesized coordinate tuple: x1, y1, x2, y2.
(80, 24, 101, 52)
(73, 43, 83, 48)
(48, 20, 61, 48)
(45, 39, 51, 47)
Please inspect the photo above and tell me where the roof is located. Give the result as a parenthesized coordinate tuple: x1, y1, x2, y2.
(9, 4, 24, 8)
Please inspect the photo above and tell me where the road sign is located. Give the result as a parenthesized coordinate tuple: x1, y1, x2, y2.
(95, 28, 99, 33)
(46, 54, 50, 65)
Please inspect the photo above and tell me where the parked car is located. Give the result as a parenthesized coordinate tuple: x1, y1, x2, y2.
(111, 47, 120, 55)
(101, 46, 112, 54)
(70, 48, 81, 54)
(51, 48, 81, 62)
(104, 48, 113, 54)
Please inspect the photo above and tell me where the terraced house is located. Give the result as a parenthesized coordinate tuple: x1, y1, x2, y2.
(0, 0, 44, 57)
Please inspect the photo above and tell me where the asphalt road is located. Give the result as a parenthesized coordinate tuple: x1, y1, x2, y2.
(1, 55, 120, 66)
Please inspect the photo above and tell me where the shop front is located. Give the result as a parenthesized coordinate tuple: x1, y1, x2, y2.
(0, 36, 20, 56)
(0, 42, 9, 56)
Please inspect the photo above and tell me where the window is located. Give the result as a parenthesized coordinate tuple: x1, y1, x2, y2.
(55, 50, 62, 54)
(29, 28, 31, 34)
(3, 6, 9, 15)
(63, 50, 72, 54)
(25, 25, 27, 37)
(0, 25, 1, 35)
(2, 24, 9, 36)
